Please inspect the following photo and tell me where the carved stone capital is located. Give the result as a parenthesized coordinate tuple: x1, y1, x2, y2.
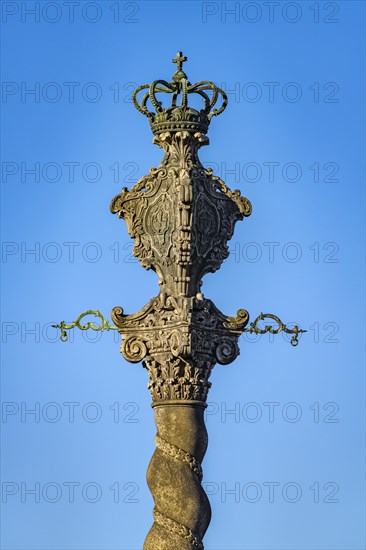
(112, 296, 248, 403)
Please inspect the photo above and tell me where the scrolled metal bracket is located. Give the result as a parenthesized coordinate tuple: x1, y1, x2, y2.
(243, 313, 307, 346)
(52, 310, 118, 342)
(53, 309, 306, 347)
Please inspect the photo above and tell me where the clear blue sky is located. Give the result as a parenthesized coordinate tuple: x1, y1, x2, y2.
(1, 1, 365, 549)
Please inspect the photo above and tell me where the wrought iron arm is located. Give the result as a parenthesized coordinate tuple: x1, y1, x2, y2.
(53, 309, 306, 347)
(243, 313, 307, 346)
(52, 310, 118, 342)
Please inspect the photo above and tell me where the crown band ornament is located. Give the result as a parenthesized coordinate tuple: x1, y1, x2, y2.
(132, 51, 228, 135)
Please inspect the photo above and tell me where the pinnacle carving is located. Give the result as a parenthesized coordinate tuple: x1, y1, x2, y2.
(111, 130, 251, 301)
(111, 124, 251, 405)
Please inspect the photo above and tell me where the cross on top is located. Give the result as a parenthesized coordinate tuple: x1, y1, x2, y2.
(172, 51, 187, 72)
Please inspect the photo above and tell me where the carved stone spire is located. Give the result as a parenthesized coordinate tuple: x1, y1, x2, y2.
(110, 53, 252, 550)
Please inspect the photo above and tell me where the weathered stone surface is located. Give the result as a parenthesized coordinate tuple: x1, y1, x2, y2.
(110, 130, 251, 298)
(144, 404, 210, 550)
(111, 296, 249, 403)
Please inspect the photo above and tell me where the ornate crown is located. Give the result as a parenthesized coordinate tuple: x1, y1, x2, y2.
(132, 52, 228, 135)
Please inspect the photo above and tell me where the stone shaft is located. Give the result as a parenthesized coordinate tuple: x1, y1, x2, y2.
(144, 403, 210, 550)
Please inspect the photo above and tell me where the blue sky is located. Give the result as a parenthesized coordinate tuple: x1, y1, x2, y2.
(1, 1, 365, 549)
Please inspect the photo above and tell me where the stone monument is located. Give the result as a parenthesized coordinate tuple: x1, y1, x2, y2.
(54, 52, 305, 550)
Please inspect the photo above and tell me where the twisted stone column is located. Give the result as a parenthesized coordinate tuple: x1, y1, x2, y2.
(144, 403, 210, 550)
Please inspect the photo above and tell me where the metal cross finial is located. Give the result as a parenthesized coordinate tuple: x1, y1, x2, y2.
(172, 51, 187, 71)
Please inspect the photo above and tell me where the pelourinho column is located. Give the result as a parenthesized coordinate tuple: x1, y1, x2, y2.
(53, 51, 306, 549)
(110, 54, 251, 549)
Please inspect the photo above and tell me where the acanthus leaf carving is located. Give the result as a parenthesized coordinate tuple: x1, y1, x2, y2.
(112, 295, 249, 402)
